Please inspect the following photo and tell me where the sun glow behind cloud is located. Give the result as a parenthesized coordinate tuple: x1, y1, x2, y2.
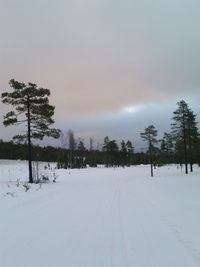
(122, 105, 144, 114)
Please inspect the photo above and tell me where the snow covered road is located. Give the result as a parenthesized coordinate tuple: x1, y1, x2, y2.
(1, 163, 200, 266)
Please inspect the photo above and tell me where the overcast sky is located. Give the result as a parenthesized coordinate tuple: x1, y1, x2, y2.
(0, 0, 200, 149)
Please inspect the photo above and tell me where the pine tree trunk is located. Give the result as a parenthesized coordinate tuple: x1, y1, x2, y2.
(149, 144, 154, 177)
(188, 129, 193, 172)
(183, 126, 188, 174)
(27, 97, 33, 183)
(190, 163, 193, 172)
(150, 161, 153, 177)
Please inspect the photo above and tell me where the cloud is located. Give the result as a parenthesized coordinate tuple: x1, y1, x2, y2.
(1, 0, 200, 114)
(0, 0, 200, 145)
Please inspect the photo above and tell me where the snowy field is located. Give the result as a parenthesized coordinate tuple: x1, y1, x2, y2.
(1, 160, 200, 267)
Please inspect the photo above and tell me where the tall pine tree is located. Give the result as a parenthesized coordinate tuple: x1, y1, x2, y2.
(140, 125, 158, 177)
(186, 109, 199, 172)
(1, 79, 60, 183)
(171, 100, 198, 174)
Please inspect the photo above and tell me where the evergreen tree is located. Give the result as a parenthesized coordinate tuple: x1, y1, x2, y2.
(126, 141, 133, 153)
(186, 109, 199, 172)
(103, 137, 119, 167)
(160, 132, 174, 164)
(126, 140, 134, 166)
(89, 137, 94, 151)
(171, 100, 189, 173)
(77, 138, 85, 151)
(140, 125, 158, 177)
(171, 100, 198, 173)
(67, 129, 76, 168)
(103, 136, 109, 151)
(104, 140, 119, 153)
(1, 79, 60, 183)
(120, 140, 127, 153)
(120, 140, 127, 167)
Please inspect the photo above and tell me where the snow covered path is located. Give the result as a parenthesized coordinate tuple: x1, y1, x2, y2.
(1, 164, 200, 266)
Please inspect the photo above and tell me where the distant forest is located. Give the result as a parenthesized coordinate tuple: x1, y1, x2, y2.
(0, 138, 146, 168)
(0, 116, 200, 171)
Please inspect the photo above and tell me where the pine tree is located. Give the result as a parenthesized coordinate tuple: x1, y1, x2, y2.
(140, 125, 158, 177)
(1, 79, 60, 183)
(103, 137, 119, 167)
(77, 138, 85, 151)
(120, 140, 127, 167)
(126, 140, 134, 166)
(120, 140, 127, 153)
(186, 110, 199, 172)
(126, 140, 134, 154)
(171, 100, 189, 174)
(103, 136, 109, 151)
(160, 132, 174, 164)
(171, 100, 198, 173)
(67, 129, 76, 169)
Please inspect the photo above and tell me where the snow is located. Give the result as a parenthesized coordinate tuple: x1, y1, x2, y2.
(1, 160, 200, 267)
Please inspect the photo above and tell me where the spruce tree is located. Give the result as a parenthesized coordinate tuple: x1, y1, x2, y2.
(1, 79, 60, 183)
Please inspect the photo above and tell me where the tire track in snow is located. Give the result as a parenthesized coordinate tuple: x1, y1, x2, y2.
(110, 177, 159, 267)
(121, 179, 160, 267)
(110, 179, 130, 267)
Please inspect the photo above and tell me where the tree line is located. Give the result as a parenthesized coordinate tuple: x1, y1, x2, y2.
(1, 80, 200, 182)
(0, 139, 145, 167)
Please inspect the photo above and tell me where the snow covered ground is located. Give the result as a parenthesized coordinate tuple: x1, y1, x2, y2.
(1, 160, 200, 267)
